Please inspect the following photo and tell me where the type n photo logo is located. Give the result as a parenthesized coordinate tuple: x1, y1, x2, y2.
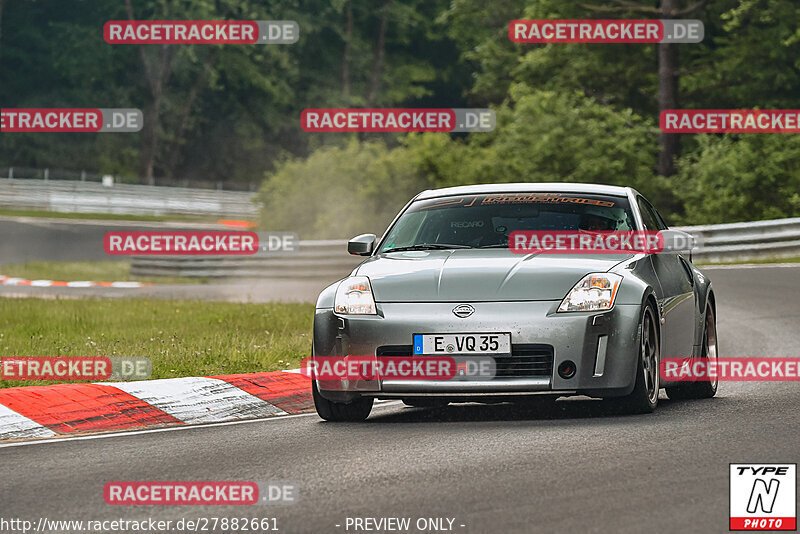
(730, 464, 796, 531)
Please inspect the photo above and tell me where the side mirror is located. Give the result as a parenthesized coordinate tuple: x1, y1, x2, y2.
(347, 233, 376, 256)
(659, 229, 696, 255)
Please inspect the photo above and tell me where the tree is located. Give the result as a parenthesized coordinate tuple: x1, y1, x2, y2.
(124, 0, 175, 184)
(682, 0, 800, 109)
(657, 0, 682, 177)
(258, 140, 432, 238)
(408, 85, 665, 201)
(342, 0, 353, 100)
(366, 0, 392, 106)
(258, 85, 672, 238)
(119, 0, 305, 184)
(674, 134, 800, 224)
(578, 0, 708, 177)
(0, 0, 5, 49)
(0, 0, 4, 79)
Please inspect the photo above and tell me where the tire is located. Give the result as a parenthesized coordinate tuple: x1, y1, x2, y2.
(666, 305, 718, 400)
(312, 380, 373, 422)
(606, 304, 660, 414)
(402, 398, 449, 408)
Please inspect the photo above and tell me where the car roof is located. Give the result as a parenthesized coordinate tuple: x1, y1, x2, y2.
(416, 182, 637, 200)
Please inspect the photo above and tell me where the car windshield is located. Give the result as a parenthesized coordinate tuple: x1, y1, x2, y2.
(379, 192, 637, 252)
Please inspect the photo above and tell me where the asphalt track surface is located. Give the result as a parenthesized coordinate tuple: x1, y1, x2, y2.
(0, 217, 333, 302)
(0, 216, 227, 264)
(0, 278, 330, 303)
(1, 265, 799, 533)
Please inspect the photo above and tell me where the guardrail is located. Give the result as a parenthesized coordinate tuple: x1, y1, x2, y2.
(130, 240, 363, 279)
(0, 167, 258, 191)
(676, 217, 800, 264)
(0, 178, 259, 218)
(129, 217, 800, 279)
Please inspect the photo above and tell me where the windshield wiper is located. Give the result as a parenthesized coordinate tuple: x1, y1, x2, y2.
(382, 243, 472, 253)
(475, 243, 510, 248)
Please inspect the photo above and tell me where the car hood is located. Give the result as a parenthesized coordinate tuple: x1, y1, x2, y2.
(355, 249, 631, 302)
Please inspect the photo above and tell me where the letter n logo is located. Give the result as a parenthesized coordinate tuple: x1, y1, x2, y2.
(747, 479, 780, 513)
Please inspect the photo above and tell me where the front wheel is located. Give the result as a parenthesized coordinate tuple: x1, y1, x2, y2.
(312, 380, 373, 422)
(666, 305, 718, 400)
(606, 304, 660, 414)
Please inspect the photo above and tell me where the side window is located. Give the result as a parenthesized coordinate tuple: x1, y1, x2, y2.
(652, 205, 669, 230)
(642, 198, 668, 230)
(636, 196, 660, 231)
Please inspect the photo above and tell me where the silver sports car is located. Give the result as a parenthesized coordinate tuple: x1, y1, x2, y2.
(311, 183, 718, 421)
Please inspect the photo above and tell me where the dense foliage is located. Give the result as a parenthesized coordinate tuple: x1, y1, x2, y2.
(2, 0, 799, 234)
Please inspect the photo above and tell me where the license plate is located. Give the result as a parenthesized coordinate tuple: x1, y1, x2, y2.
(413, 333, 511, 355)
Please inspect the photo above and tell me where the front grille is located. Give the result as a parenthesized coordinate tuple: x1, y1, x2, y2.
(375, 343, 554, 378)
(496, 344, 553, 377)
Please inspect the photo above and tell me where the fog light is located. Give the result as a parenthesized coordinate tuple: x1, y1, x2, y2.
(558, 360, 576, 379)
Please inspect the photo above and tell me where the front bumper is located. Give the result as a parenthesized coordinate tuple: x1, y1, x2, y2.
(313, 301, 642, 402)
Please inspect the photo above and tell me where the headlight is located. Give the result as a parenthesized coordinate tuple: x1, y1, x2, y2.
(558, 273, 622, 312)
(334, 276, 377, 315)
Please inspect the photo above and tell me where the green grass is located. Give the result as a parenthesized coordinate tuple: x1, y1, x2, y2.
(0, 261, 205, 285)
(0, 297, 313, 388)
(0, 207, 220, 224)
(697, 256, 800, 266)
